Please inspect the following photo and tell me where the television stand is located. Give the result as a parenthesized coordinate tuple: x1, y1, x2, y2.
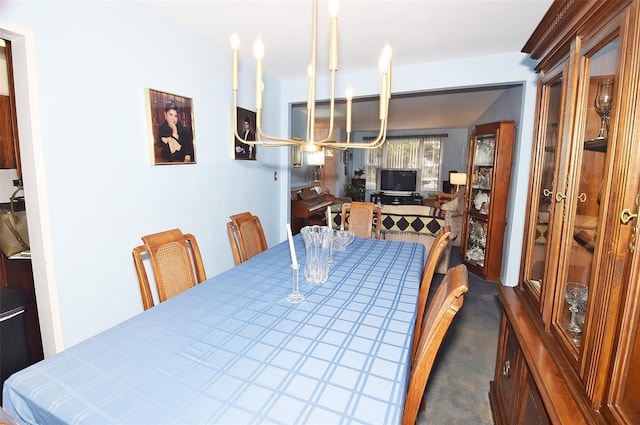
(378, 192, 422, 205)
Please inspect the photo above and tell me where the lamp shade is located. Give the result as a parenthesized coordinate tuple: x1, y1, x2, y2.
(450, 172, 467, 186)
(307, 151, 325, 166)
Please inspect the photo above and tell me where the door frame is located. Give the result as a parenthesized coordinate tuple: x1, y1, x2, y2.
(1, 22, 63, 356)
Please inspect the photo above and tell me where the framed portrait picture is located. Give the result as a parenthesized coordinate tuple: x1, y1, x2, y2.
(234, 107, 257, 160)
(292, 145, 303, 167)
(146, 88, 196, 165)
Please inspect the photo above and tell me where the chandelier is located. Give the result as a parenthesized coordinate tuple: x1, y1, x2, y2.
(231, 0, 392, 152)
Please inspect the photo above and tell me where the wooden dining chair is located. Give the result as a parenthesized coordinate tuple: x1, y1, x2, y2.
(411, 226, 452, 362)
(132, 228, 206, 310)
(402, 264, 469, 425)
(227, 212, 268, 265)
(340, 202, 382, 239)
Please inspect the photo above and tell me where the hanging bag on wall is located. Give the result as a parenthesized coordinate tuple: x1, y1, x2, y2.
(0, 186, 30, 257)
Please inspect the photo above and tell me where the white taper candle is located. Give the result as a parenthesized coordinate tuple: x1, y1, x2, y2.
(286, 223, 299, 268)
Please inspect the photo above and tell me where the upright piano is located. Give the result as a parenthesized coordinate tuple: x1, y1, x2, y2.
(290, 186, 336, 234)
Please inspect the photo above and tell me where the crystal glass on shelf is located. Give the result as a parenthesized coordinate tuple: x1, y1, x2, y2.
(565, 282, 589, 339)
(595, 79, 613, 139)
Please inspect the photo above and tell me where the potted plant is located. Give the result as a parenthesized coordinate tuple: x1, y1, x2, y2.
(353, 167, 365, 179)
(344, 182, 365, 202)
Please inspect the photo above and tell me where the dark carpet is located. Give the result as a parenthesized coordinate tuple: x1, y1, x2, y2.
(416, 247, 502, 425)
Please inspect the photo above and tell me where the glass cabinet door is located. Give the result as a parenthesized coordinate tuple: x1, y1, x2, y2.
(553, 38, 619, 355)
(521, 34, 621, 367)
(521, 73, 564, 302)
(465, 133, 495, 269)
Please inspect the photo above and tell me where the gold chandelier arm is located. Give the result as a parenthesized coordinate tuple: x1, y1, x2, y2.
(318, 67, 390, 150)
(317, 70, 337, 143)
(318, 1, 339, 144)
(233, 96, 296, 146)
(230, 0, 393, 152)
(318, 116, 388, 149)
(306, 0, 318, 144)
(254, 108, 305, 146)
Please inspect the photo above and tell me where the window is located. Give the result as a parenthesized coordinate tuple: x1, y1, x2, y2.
(365, 135, 444, 192)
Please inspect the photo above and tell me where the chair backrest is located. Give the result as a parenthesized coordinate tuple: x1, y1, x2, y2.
(228, 212, 268, 264)
(402, 264, 468, 425)
(227, 221, 243, 265)
(340, 202, 382, 239)
(132, 228, 206, 310)
(412, 226, 451, 361)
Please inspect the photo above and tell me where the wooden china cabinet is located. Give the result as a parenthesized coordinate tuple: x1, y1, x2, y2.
(490, 1, 640, 424)
(461, 121, 515, 282)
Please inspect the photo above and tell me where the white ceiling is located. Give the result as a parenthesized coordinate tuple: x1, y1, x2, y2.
(144, 0, 553, 130)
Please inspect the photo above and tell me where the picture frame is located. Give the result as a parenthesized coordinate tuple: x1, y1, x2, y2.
(146, 88, 196, 165)
(233, 106, 257, 160)
(292, 145, 303, 167)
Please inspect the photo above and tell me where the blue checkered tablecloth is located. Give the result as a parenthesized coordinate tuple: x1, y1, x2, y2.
(3, 235, 425, 425)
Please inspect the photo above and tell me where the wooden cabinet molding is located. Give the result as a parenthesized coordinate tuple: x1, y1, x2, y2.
(491, 1, 640, 423)
(492, 286, 590, 425)
(0, 40, 21, 174)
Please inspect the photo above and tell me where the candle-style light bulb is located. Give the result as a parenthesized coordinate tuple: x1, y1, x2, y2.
(378, 52, 389, 119)
(329, 0, 339, 18)
(383, 43, 392, 98)
(230, 32, 240, 50)
(253, 38, 264, 60)
(378, 54, 388, 74)
(382, 43, 392, 63)
(345, 86, 353, 101)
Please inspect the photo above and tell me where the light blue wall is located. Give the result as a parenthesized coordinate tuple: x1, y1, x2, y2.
(472, 85, 528, 283)
(2, 0, 288, 350)
(3, 0, 538, 352)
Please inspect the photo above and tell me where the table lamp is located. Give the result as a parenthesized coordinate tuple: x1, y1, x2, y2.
(450, 172, 467, 193)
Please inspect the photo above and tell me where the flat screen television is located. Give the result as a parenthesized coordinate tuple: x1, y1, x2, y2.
(378, 169, 418, 194)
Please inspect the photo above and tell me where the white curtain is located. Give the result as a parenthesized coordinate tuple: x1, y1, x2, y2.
(365, 135, 445, 191)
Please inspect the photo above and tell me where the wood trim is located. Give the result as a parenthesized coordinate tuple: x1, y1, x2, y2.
(498, 285, 601, 425)
(3, 40, 21, 175)
(523, 1, 631, 72)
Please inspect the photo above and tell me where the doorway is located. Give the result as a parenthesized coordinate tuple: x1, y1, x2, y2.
(0, 37, 44, 389)
(1, 24, 63, 358)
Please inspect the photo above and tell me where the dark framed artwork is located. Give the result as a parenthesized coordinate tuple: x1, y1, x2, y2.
(146, 88, 196, 165)
(234, 107, 257, 160)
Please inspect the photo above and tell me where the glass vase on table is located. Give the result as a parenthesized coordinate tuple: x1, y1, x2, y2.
(301, 225, 332, 284)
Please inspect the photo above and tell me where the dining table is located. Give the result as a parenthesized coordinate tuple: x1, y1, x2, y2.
(3, 234, 426, 425)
